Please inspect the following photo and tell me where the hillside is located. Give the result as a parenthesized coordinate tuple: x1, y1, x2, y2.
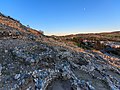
(0, 13, 120, 90)
(51, 32, 120, 56)
(0, 12, 43, 39)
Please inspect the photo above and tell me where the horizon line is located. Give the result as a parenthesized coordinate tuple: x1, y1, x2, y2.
(44, 30, 120, 36)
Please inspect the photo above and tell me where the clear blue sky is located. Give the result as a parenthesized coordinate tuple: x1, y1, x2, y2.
(0, 0, 120, 35)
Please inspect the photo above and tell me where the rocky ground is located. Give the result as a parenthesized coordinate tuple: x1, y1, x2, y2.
(0, 34, 120, 90)
(0, 13, 120, 90)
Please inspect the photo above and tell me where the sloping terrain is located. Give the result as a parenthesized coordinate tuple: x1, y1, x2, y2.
(0, 12, 120, 90)
(0, 12, 44, 42)
(58, 31, 120, 42)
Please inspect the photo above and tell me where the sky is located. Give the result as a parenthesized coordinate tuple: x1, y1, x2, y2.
(0, 0, 120, 35)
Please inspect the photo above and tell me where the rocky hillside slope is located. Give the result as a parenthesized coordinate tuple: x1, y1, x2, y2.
(0, 12, 120, 90)
(0, 12, 43, 39)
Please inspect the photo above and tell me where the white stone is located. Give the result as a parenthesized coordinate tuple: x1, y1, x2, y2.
(14, 74, 20, 79)
(77, 87, 81, 90)
(30, 58, 35, 63)
(5, 50, 8, 53)
(0, 64, 2, 75)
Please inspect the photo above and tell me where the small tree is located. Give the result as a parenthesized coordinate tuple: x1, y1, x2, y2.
(27, 25, 30, 28)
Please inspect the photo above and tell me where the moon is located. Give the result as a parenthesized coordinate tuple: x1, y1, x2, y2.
(84, 8, 86, 11)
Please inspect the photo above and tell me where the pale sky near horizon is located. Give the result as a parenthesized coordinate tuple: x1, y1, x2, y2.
(0, 0, 120, 35)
